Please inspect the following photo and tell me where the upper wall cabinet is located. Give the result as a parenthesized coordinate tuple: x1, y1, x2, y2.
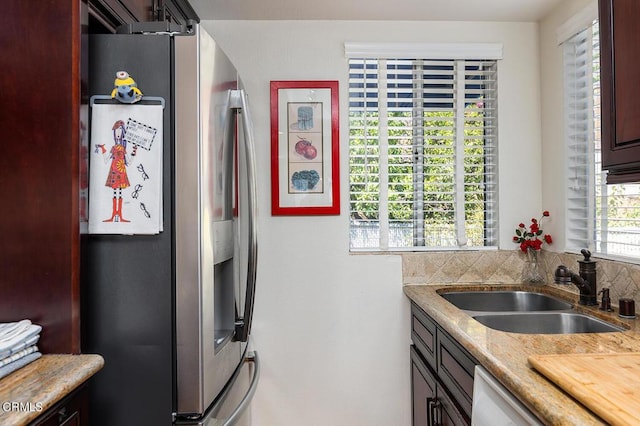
(599, 0, 640, 183)
(89, 0, 156, 32)
(88, 0, 198, 33)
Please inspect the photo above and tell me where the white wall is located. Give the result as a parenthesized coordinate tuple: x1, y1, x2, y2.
(539, 0, 596, 253)
(202, 20, 541, 425)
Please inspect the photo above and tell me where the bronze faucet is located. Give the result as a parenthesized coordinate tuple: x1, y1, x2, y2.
(554, 249, 598, 306)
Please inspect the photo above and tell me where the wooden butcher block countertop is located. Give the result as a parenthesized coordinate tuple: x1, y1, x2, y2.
(404, 283, 640, 426)
(529, 353, 640, 426)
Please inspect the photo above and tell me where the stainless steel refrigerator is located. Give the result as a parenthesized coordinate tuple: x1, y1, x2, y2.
(83, 21, 259, 426)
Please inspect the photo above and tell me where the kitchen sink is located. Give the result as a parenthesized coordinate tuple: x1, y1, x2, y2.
(439, 289, 625, 334)
(472, 313, 625, 334)
(440, 291, 573, 312)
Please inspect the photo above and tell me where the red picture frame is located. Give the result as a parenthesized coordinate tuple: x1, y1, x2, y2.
(270, 80, 340, 215)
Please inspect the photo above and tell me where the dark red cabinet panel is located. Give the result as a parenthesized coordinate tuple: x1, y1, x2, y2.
(1, 0, 86, 354)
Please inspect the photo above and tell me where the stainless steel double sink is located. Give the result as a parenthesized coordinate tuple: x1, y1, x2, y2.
(440, 290, 625, 334)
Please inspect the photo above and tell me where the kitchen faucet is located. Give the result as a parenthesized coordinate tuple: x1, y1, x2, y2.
(554, 249, 598, 306)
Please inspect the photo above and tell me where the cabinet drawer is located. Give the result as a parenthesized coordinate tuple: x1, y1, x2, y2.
(411, 302, 437, 371)
(437, 331, 476, 418)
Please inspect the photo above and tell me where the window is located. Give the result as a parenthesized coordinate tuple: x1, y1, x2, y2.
(348, 54, 499, 251)
(565, 19, 640, 259)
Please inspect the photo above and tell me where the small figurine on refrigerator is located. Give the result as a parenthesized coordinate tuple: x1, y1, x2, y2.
(111, 70, 143, 104)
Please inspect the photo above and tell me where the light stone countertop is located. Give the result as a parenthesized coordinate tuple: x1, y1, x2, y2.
(404, 283, 640, 426)
(0, 354, 104, 426)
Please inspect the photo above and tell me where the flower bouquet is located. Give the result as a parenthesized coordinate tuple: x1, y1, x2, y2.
(513, 211, 552, 283)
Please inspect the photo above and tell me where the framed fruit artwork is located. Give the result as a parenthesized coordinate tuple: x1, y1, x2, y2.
(270, 80, 340, 215)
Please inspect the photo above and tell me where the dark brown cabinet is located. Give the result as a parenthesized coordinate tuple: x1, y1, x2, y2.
(410, 302, 477, 425)
(411, 346, 467, 426)
(88, 0, 155, 32)
(88, 0, 198, 33)
(103, 0, 154, 22)
(599, 0, 640, 183)
(2, 0, 87, 355)
(30, 386, 89, 426)
(411, 346, 437, 426)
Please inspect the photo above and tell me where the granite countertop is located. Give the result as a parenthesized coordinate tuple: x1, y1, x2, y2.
(0, 354, 104, 426)
(404, 283, 640, 426)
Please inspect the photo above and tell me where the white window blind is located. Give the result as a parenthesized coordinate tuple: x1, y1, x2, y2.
(349, 57, 498, 250)
(565, 20, 640, 259)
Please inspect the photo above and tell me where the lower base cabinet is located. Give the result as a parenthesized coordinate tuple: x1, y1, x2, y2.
(411, 346, 467, 425)
(30, 385, 88, 426)
(410, 302, 478, 426)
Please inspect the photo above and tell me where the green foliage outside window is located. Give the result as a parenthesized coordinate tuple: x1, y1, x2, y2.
(349, 104, 489, 247)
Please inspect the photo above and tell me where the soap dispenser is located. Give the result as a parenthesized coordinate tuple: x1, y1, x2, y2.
(599, 288, 613, 312)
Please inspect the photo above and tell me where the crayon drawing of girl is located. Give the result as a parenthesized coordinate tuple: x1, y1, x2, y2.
(96, 120, 137, 222)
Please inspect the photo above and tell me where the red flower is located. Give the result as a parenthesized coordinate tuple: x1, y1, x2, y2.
(513, 211, 552, 252)
(530, 239, 543, 250)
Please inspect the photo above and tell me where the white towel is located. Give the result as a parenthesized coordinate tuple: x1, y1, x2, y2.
(0, 320, 33, 342)
(0, 320, 41, 354)
(0, 351, 41, 380)
(0, 345, 38, 368)
(0, 334, 40, 360)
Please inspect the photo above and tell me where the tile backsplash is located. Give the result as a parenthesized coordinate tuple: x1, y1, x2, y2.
(401, 250, 640, 308)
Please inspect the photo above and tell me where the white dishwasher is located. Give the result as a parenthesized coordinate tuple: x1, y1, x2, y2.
(471, 366, 543, 426)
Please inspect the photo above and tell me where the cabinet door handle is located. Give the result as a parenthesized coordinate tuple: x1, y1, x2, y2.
(427, 398, 441, 426)
(59, 409, 79, 426)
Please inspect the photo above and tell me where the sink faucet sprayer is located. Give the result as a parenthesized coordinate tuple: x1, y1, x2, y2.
(554, 249, 598, 306)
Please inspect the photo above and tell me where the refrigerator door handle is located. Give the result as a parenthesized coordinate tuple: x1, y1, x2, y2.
(223, 351, 260, 426)
(230, 89, 258, 343)
(178, 351, 260, 426)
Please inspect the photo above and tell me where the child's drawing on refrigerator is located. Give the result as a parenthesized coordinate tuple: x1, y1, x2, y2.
(95, 119, 137, 223)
